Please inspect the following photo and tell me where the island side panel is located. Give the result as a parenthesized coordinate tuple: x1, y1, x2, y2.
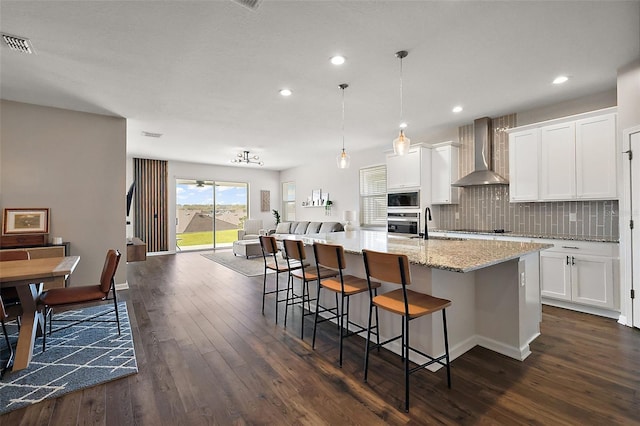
(474, 255, 541, 360)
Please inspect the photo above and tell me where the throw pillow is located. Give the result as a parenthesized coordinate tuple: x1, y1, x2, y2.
(275, 222, 291, 234)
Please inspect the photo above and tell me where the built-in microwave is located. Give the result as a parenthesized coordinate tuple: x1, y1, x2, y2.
(387, 191, 420, 209)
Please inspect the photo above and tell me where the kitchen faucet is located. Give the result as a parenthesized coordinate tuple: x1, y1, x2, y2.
(423, 207, 432, 240)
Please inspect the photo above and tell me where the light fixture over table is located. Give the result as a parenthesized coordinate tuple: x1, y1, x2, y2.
(232, 150, 264, 166)
(392, 50, 411, 155)
(337, 83, 351, 169)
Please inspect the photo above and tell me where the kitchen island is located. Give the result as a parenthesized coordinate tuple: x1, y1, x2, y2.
(285, 230, 552, 367)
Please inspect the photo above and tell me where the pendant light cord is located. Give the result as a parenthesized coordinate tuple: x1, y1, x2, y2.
(341, 85, 346, 150)
(399, 55, 403, 126)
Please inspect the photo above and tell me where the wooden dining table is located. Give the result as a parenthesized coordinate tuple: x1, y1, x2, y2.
(0, 255, 80, 370)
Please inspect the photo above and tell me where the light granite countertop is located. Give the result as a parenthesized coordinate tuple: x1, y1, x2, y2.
(430, 229, 619, 243)
(284, 230, 552, 273)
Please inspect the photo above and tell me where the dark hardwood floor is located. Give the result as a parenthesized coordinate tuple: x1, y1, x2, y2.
(2, 251, 639, 425)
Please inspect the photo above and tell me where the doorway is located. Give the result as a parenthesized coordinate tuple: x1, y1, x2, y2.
(175, 179, 248, 251)
(625, 127, 640, 328)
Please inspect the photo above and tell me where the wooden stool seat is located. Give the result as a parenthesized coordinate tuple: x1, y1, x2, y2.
(373, 288, 451, 318)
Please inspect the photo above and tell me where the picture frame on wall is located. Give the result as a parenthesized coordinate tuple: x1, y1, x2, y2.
(2, 208, 50, 235)
(260, 190, 270, 212)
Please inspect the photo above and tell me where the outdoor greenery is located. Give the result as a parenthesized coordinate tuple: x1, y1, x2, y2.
(177, 229, 238, 246)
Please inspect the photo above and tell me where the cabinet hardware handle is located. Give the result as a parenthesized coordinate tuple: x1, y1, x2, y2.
(561, 246, 580, 249)
(566, 255, 570, 265)
(571, 256, 575, 266)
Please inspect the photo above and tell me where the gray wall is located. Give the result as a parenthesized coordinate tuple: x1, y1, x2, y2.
(0, 100, 127, 286)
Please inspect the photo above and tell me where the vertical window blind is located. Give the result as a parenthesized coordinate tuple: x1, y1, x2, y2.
(359, 165, 387, 227)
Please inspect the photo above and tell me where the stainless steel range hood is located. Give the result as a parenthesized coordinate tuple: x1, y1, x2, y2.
(451, 117, 508, 187)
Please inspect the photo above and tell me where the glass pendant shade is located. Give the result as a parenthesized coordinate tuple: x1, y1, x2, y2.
(337, 149, 351, 169)
(393, 129, 411, 155)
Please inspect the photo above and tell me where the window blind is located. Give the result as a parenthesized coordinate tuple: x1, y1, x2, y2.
(359, 165, 387, 227)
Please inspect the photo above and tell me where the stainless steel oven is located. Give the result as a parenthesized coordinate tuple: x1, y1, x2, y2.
(387, 211, 420, 235)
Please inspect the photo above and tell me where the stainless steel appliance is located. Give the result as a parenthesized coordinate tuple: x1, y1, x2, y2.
(387, 190, 420, 209)
(387, 211, 420, 235)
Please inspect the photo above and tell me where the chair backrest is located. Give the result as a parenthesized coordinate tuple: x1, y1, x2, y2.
(313, 242, 345, 271)
(259, 235, 278, 256)
(99, 249, 122, 294)
(0, 250, 30, 261)
(362, 249, 411, 286)
(283, 239, 306, 262)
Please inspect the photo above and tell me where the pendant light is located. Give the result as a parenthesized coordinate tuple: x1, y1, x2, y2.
(392, 50, 410, 155)
(336, 83, 351, 169)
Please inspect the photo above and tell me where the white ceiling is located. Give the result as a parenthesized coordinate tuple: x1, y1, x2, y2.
(1, 1, 639, 170)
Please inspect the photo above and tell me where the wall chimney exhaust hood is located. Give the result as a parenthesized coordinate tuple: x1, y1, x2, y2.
(451, 117, 508, 187)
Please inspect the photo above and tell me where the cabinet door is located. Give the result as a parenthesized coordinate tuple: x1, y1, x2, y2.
(540, 251, 572, 301)
(431, 145, 458, 204)
(509, 129, 539, 202)
(571, 254, 615, 309)
(540, 122, 576, 200)
(575, 114, 617, 199)
(386, 148, 421, 189)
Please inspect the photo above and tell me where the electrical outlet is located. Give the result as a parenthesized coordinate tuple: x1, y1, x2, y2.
(569, 212, 577, 222)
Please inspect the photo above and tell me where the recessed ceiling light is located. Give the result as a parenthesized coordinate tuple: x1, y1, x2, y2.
(330, 55, 346, 65)
(553, 75, 569, 85)
(452, 105, 463, 113)
(279, 88, 292, 97)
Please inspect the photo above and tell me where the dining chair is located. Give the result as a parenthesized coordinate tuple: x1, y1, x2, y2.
(311, 242, 381, 366)
(259, 235, 303, 324)
(0, 295, 15, 378)
(362, 249, 452, 412)
(0, 250, 30, 317)
(38, 249, 121, 351)
(283, 239, 338, 339)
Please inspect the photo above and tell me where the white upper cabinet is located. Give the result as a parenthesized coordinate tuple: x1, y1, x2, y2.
(540, 122, 576, 200)
(508, 108, 617, 202)
(575, 114, 617, 199)
(386, 147, 422, 189)
(508, 129, 539, 202)
(431, 144, 459, 204)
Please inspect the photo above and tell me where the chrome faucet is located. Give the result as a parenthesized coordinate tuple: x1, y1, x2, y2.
(424, 207, 432, 240)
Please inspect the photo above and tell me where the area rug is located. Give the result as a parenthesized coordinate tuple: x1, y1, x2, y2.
(0, 301, 137, 415)
(202, 251, 273, 277)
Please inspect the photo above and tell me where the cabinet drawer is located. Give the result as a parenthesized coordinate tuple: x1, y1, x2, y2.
(540, 240, 617, 257)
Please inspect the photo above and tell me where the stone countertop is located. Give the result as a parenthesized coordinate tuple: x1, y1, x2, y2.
(430, 229, 619, 243)
(284, 230, 551, 273)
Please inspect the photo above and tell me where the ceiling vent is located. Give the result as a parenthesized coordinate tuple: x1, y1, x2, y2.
(1, 33, 35, 54)
(231, 0, 263, 11)
(141, 131, 163, 138)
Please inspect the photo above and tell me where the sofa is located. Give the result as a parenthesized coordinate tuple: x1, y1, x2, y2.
(271, 221, 344, 238)
(237, 219, 265, 240)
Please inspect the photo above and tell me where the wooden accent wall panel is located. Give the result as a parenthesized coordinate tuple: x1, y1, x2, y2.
(134, 158, 168, 252)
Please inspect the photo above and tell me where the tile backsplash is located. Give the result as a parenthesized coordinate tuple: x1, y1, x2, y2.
(433, 113, 619, 240)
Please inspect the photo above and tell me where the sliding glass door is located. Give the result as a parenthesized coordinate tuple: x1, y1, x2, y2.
(176, 179, 248, 251)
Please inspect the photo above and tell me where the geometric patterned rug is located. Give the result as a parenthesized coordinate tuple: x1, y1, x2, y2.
(0, 301, 137, 415)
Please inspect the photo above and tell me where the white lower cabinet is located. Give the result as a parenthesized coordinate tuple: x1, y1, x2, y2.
(540, 241, 616, 310)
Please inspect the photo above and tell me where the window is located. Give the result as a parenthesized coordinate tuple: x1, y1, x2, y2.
(359, 165, 387, 227)
(282, 181, 296, 221)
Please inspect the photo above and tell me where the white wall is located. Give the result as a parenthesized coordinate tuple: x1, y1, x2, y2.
(0, 100, 127, 286)
(280, 145, 387, 226)
(126, 157, 281, 253)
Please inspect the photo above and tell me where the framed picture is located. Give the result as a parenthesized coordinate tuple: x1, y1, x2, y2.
(260, 190, 270, 212)
(3, 208, 50, 235)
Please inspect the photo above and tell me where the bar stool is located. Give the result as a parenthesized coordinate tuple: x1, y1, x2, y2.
(362, 249, 452, 412)
(283, 239, 338, 339)
(259, 235, 303, 324)
(312, 242, 381, 366)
